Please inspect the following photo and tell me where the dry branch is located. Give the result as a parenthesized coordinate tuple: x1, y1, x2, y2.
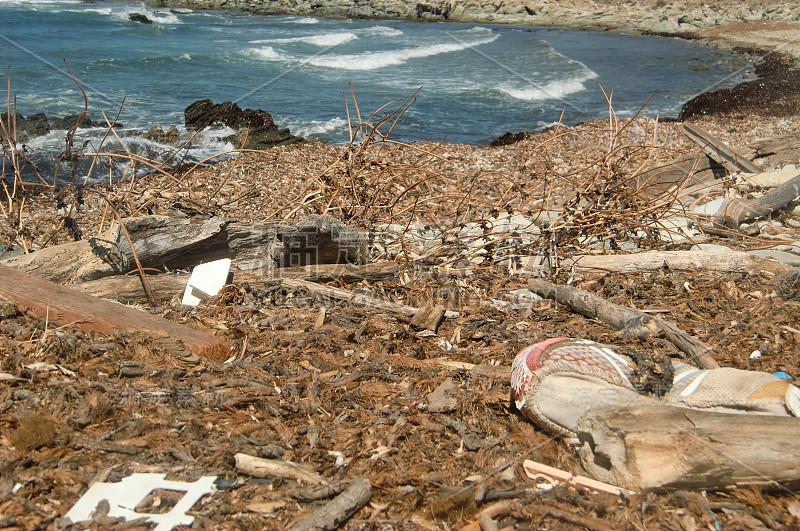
(280, 277, 446, 331)
(521, 250, 792, 275)
(526, 278, 719, 369)
(576, 405, 800, 491)
(290, 478, 371, 531)
(234, 453, 326, 485)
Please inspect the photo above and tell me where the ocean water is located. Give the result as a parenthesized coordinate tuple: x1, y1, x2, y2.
(0, 0, 751, 180)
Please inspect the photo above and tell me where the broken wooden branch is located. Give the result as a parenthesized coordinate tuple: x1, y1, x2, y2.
(234, 453, 326, 485)
(526, 278, 719, 369)
(715, 172, 800, 228)
(280, 278, 445, 331)
(521, 250, 791, 276)
(576, 405, 800, 491)
(3, 214, 366, 284)
(0, 264, 230, 360)
(683, 123, 762, 175)
(74, 261, 398, 305)
(290, 478, 371, 531)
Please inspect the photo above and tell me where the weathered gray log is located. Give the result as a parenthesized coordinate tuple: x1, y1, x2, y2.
(521, 250, 792, 276)
(741, 132, 800, 169)
(576, 405, 800, 491)
(683, 123, 762, 174)
(527, 278, 719, 369)
(2, 214, 366, 284)
(74, 261, 398, 305)
(290, 478, 371, 531)
(715, 172, 800, 228)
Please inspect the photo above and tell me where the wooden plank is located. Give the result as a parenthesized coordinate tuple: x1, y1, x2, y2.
(683, 123, 762, 174)
(576, 405, 800, 491)
(0, 264, 230, 361)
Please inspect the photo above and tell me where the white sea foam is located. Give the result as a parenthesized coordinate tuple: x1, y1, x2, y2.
(292, 117, 348, 137)
(178, 53, 191, 61)
(284, 16, 320, 24)
(309, 32, 499, 70)
(498, 73, 598, 102)
(356, 26, 403, 37)
(104, 4, 182, 24)
(250, 32, 357, 47)
(246, 46, 287, 61)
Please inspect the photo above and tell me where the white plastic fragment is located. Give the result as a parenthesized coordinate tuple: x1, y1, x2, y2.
(181, 258, 232, 306)
(64, 473, 217, 531)
(750, 350, 763, 359)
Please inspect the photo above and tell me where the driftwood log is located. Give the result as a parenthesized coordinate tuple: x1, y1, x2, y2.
(74, 261, 398, 305)
(715, 172, 800, 228)
(521, 250, 792, 276)
(527, 278, 719, 369)
(0, 264, 230, 360)
(576, 405, 800, 491)
(3, 214, 366, 284)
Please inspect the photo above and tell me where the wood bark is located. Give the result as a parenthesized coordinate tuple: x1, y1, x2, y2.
(527, 278, 719, 369)
(521, 250, 792, 276)
(74, 261, 398, 305)
(0, 264, 230, 360)
(3, 214, 366, 284)
(290, 478, 371, 531)
(576, 405, 800, 491)
(715, 172, 800, 228)
(683, 123, 762, 174)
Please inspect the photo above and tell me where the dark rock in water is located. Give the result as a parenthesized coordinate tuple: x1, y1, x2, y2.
(49, 114, 112, 130)
(489, 131, 531, 147)
(129, 12, 154, 24)
(184, 99, 303, 150)
(1, 111, 122, 143)
(143, 125, 181, 144)
(1, 112, 50, 142)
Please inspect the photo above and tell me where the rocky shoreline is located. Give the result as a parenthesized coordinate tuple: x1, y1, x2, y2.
(139, 0, 800, 55)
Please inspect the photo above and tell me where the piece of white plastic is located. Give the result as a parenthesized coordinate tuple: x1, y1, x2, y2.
(181, 258, 232, 306)
(64, 473, 216, 531)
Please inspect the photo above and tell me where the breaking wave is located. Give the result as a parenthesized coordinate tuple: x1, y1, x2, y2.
(309, 32, 499, 70)
(251, 31, 358, 47)
(498, 73, 598, 102)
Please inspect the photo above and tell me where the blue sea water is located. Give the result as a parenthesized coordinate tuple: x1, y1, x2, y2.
(1, 0, 751, 176)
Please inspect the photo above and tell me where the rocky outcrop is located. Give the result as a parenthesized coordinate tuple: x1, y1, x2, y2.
(0, 112, 121, 143)
(143, 0, 800, 35)
(184, 99, 303, 149)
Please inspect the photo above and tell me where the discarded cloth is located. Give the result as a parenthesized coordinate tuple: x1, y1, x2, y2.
(511, 337, 800, 437)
